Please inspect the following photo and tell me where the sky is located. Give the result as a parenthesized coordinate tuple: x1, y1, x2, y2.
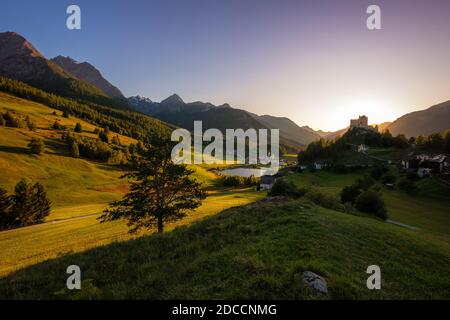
(1, 0, 449, 131)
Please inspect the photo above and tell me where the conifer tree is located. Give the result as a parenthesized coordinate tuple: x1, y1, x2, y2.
(28, 138, 45, 155)
(0, 187, 12, 228)
(74, 122, 82, 133)
(32, 182, 51, 223)
(71, 141, 80, 158)
(11, 179, 35, 226)
(101, 143, 206, 233)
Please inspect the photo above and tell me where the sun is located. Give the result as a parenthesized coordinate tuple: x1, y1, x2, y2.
(331, 97, 398, 130)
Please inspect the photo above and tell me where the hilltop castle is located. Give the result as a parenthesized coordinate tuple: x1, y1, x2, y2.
(350, 115, 378, 132)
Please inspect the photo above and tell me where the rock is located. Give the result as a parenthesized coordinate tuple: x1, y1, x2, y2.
(302, 271, 328, 295)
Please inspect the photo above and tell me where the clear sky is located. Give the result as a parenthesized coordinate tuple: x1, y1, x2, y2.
(1, 0, 449, 131)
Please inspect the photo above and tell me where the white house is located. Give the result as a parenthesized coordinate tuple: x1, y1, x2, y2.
(260, 175, 276, 190)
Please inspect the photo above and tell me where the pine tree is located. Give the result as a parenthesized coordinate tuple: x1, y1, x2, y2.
(25, 115, 36, 131)
(111, 135, 120, 145)
(74, 122, 82, 133)
(100, 143, 206, 233)
(52, 120, 62, 130)
(31, 183, 51, 223)
(11, 179, 36, 226)
(28, 138, 45, 155)
(71, 141, 80, 158)
(98, 130, 109, 143)
(0, 187, 12, 228)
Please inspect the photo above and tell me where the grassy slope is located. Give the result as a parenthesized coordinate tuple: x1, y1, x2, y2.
(0, 199, 449, 299)
(0, 92, 135, 212)
(288, 170, 450, 247)
(0, 92, 265, 276)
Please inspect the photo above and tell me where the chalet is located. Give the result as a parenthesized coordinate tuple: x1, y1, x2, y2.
(260, 175, 276, 190)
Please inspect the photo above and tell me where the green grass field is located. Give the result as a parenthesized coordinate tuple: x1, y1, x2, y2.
(288, 170, 450, 248)
(1, 199, 449, 299)
(0, 93, 265, 276)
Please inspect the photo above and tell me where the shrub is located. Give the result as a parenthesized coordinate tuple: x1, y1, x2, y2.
(340, 185, 361, 204)
(355, 190, 388, 220)
(268, 179, 305, 198)
(28, 138, 45, 155)
(74, 123, 83, 133)
(3, 111, 24, 128)
(305, 188, 344, 211)
(71, 141, 80, 158)
(219, 175, 259, 187)
(354, 175, 375, 190)
(25, 116, 36, 131)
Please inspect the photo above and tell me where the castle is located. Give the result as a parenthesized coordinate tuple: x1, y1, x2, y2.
(349, 115, 377, 132)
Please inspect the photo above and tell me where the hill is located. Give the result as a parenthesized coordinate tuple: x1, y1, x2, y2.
(255, 115, 321, 146)
(51, 56, 124, 99)
(0, 76, 173, 143)
(0, 91, 264, 275)
(0, 32, 116, 106)
(0, 197, 449, 299)
(387, 100, 450, 137)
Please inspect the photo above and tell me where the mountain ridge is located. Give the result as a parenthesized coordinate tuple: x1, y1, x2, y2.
(51, 55, 124, 98)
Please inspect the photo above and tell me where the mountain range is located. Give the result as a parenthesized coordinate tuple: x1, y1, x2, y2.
(128, 94, 323, 150)
(1, 31, 449, 147)
(51, 55, 124, 99)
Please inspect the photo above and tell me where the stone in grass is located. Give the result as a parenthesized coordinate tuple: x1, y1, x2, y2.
(302, 271, 328, 295)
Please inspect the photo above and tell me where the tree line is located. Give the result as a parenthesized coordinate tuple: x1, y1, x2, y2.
(298, 128, 450, 164)
(0, 179, 51, 229)
(0, 76, 172, 145)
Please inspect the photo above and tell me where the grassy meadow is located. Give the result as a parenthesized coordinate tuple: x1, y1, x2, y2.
(1, 199, 449, 299)
(0, 92, 265, 276)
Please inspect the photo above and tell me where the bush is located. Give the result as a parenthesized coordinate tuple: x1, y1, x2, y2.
(355, 190, 388, 220)
(74, 123, 82, 133)
(340, 185, 361, 204)
(268, 179, 305, 198)
(305, 188, 344, 211)
(3, 111, 24, 128)
(219, 175, 259, 187)
(351, 175, 375, 191)
(28, 138, 45, 155)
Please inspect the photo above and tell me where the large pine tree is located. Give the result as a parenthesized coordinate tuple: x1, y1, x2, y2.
(11, 179, 36, 226)
(100, 143, 206, 233)
(0, 187, 12, 228)
(32, 182, 51, 223)
(10, 179, 51, 226)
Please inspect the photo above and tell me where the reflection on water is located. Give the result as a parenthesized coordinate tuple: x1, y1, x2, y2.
(220, 167, 277, 177)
